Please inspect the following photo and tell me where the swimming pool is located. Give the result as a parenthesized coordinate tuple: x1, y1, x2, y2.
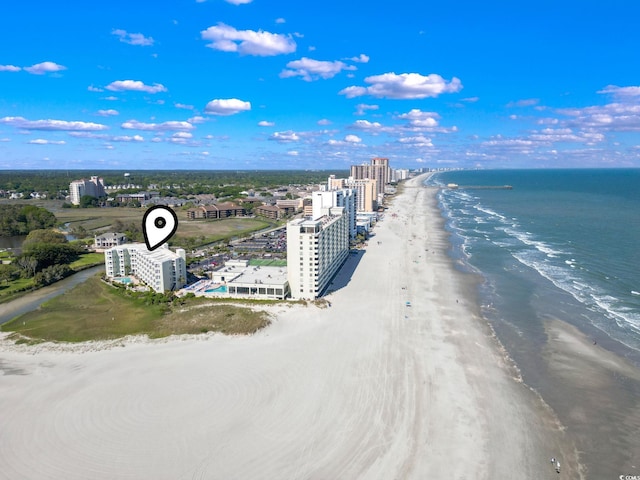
(205, 285, 227, 294)
(115, 277, 132, 284)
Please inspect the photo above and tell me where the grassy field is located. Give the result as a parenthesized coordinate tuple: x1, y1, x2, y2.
(54, 206, 272, 247)
(54, 207, 143, 232)
(68, 252, 105, 270)
(1, 276, 271, 342)
(175, 218, 271, 245)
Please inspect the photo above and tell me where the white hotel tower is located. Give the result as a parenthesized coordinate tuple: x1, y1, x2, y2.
(286, 206, 349, 300)
(105, 243, 187, 293)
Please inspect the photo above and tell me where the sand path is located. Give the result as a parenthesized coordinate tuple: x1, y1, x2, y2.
(0, 174, 574, 479)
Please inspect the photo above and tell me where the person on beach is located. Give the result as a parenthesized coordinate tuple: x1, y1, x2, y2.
(556, 461, 561, 473)
(551, 457, 556, 464)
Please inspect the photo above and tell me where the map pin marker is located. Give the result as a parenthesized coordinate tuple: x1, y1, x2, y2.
(142, 205, 178, 251)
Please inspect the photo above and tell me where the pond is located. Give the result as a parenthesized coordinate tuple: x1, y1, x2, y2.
(0, 236, 27, 251)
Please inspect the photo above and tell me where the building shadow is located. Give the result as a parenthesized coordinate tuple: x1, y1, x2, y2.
(323, 249, 366, 295)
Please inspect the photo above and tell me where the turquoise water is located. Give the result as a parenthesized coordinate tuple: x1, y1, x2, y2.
(429, 169, 640, 363)
(115, 277, 132, 285)
(205, 285, 227, 293)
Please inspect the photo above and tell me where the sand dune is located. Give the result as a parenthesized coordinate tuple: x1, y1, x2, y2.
(0, 174, 577, 479)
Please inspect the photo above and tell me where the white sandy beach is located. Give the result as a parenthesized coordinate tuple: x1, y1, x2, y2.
(0, 175, 577, 479)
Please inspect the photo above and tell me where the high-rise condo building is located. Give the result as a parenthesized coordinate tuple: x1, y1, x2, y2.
(312, 189, 357, 239)
(349, 157, 391, 198)
(286, 206, 349, 300)
(69, 176, 106, 205)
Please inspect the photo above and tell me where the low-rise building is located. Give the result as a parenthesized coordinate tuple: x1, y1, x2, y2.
(256, 204, 284, 220)
(94, 232, 127, 249)
(183, 259, 289, 300)
(186, 202, 246, 220)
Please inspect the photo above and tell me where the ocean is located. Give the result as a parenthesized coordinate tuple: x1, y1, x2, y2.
(428, 169, 640, 374)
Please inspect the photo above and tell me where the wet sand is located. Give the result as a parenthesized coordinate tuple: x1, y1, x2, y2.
(0, 174, 575, 479)
(541, 319, 640, 479)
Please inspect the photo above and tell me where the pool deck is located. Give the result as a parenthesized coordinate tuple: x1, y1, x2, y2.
(180, 279, 225, 296)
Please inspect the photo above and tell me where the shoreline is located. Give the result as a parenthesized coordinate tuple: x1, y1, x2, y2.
(430, 171, 640, 478)
(0, 174, 579, 479)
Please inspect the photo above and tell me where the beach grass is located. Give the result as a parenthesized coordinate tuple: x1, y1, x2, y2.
(2, 275, 271, 342)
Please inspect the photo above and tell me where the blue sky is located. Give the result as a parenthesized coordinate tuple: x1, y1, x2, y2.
(1, 0, 640, 170)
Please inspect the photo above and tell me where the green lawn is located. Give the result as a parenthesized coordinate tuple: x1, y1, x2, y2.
(248, 258, 287, 267)
(69, 252, 104, 270)
(0, 276, 36, 303)
(2, 275, 271, 342)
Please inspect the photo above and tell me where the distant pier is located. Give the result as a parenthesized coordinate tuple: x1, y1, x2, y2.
(445, 183, 512, 190)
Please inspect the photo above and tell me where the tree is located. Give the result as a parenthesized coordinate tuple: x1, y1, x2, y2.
(23, 229, 67, 247)
(33, 264, 72, 286)
(0, 264, 17, 284)
(19, 243, 81, 273)
(17, 255, 38, 278)
(79, 195, 100, 208)
(0, 205, 56, 236)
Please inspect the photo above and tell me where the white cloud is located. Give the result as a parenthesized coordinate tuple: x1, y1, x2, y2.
(111, 29, 154, 46)
(24, 61, 66, 75)
(355, 104, 379, 115)
(317, 119, 332, 126)
(598, 85, 640, 98)
(0, 116, 108, 131)
(398, 135, 433, 147)
(275, 18, 286, 24)
(204, 98, 251, 115)
(28, 139, 66, 145)
(258, 120, 275, 127)
(175, 103, 194, 110)
(557, 102, 640, 132)
(106, 80, 167, 93)
(88, 85, 103, 92)
(68, 132, 109, 139)
(351, 119, 383, 130)
(169, 131, 194, 144)
(287, 150, 299, 156)
(506, 98, 540, 108)
(482, 138, 535, 147)
(172, 132, 193, 139)
(344, 134, 362, 143)
(188, 115, 207, 124)
(112, 135, 144, 142)
(397, 109, 440, 127)
(96, 109, 119, 116)
(269, 130, 299, 142)
(339, 72, 462, 99)
(280, 57, 355, 81)
(349, 54, 369, 63)
(121, 120, 194, 131)
(201, 23, 296, 56)
(0, 65, 21, 72)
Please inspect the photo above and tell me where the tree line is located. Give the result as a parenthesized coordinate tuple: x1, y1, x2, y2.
(0, 205, 56, 236)
(0, 229, 82, 287)
(0, 169, 348, 197)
